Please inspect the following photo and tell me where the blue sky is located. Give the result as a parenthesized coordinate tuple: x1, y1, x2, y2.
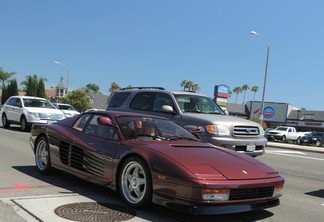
(1, 1, 324, 110)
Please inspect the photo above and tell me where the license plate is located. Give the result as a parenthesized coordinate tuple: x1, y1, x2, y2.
(247, 145, 256, 152)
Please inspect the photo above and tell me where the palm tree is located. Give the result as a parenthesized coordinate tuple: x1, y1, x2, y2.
(180, 80, 188, 91)
(233, 86, 242, 103)
(242, 84, 250, 104)
(187, 81, 194, 91)
(0, 67, 16, 90)
(251, 86, 259, 101)
(192, 84, 200, 92)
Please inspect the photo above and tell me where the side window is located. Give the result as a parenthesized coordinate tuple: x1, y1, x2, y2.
(108, 92, 131, 108)
(16, 98, 22, 107)
(130, 92, 155, 111)
(73, 114, 91, 131)
(153, 93, 174, 112)
(6, 98, 16, 106)
(84, 114, 119, 140)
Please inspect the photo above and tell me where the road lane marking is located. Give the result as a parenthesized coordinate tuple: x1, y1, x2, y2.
(267, 150, 307, 155)
(267, 152, 324, 161)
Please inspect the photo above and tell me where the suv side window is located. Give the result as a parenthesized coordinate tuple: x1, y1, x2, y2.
(108, 92, 131, 108)
(6, 97, 17, 106)
(130, 92, 174, 112)
(153, 93, 174, 111)
(130, 92, 155, 111)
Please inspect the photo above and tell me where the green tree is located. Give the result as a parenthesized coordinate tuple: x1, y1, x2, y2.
(65, 89, 92, 112)
(1, 79, 19, 104)
(0, 67, 16, 91)
(21, 74, 47, 98)
(192, 83, 200, 92)
(242, 84, 250, 104)
(84, 83, 100, 94)
(180, 80, 188, 90)
(251, 86, 258, 101)
(233, 86, 242, 103)
(38, 78, 47, 98)
(107, 82, 121, 102)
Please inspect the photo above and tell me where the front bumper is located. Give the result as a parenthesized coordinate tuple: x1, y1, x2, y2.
(205, 136, 267, 156)
(153, 194, 280, 215)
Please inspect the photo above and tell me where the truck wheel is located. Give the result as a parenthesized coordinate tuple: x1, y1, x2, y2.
(316, 141, 321, 147)
(282, 135, 286, 141)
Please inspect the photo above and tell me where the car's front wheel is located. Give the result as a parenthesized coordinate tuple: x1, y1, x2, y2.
(2, 113, 10, 128)
(119, 157, 152, 208)
(35, 136, 52, 174)
(20, 116, 30, 132)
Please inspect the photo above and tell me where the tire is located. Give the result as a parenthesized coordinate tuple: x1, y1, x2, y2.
(20, 116, 30, 132)
(2, 113, 10, 128)
(119, 156, 152, 208)
(282, 135, 286, 141)
(316, 141, 321, 147)
(35, 136, 52, 174)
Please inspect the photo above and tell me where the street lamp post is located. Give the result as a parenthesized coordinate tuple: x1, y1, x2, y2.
(250, 31, 270, 125)
(54, 61, 70, 97)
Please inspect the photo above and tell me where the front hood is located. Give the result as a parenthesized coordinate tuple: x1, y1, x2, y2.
(182, 113, 261, 127)
(134, 141, 278, 180)
(25, 107, 64, 115)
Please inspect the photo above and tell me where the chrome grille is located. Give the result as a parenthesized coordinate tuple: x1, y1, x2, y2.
(234, 126, 259, 136)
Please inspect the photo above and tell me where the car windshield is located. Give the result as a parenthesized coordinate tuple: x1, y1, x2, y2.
(174, 94, 224, 114)
(23, 98, 56, 109)
(116, 116, 198, 141)
(275, 127, 287, 131)
(57, 104, 76, 111)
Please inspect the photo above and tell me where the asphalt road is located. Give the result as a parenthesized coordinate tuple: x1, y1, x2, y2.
(0, 124, 323, 222)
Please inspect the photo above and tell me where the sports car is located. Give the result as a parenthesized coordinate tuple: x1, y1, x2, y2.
(29, 110, 284, 215)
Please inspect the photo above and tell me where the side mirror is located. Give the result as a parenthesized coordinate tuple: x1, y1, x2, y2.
(97, 116, 117, 127)
(161, 105, 175, 114)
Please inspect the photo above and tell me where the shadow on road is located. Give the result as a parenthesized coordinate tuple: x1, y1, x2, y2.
(12, 165, 276, 221)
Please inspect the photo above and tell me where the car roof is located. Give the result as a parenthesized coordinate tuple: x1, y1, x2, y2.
(115, 87, 208, 97)
(10, 96, 48, 100)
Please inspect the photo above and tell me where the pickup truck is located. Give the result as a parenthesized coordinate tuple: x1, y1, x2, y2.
(266, 126, 308, 141)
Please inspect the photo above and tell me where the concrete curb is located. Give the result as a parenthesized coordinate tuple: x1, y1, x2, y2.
(267, 141, 324, 153)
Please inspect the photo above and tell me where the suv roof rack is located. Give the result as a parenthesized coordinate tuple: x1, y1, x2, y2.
(120, 87, 165, 90)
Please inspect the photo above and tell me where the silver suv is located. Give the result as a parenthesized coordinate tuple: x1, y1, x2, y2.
(106, 87, 267, 156)
(2, 96, 65, 131)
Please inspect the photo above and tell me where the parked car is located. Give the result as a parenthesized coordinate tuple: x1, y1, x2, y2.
(266, 126, 308, 141)
(52, 103, 80, 117)
(299, 132, 324, 146)
(265, 128, 274, 138)
(1, 96, 65, 131)
(29, 110, 284, 215)
(106, 87, 267, 156)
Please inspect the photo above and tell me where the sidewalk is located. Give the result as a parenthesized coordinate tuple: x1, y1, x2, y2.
(267, 141, 324, 153)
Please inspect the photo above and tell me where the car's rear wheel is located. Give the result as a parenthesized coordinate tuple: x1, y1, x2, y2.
(20, 116, 30, 131)
(35, 136, 52, 174)
(2, 114, 10, 128)
(119, 157, 152, 208)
